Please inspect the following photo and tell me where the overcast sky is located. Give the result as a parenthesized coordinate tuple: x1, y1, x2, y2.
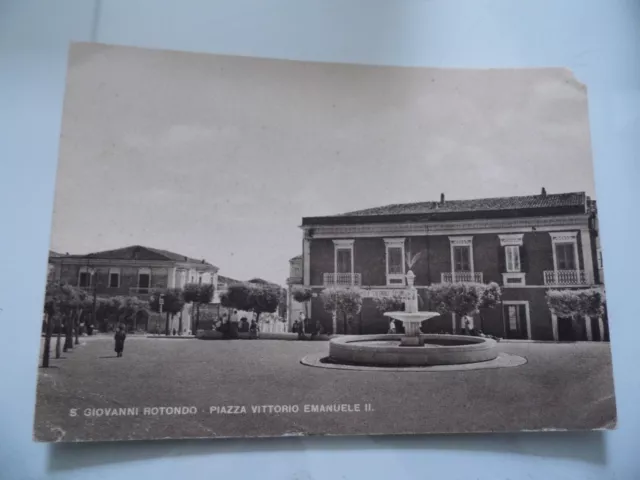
(50, 43, 596, 284)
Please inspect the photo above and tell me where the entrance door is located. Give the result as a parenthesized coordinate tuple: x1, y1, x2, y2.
(557, 316, 575, 341)
(503, 303, 528, 339)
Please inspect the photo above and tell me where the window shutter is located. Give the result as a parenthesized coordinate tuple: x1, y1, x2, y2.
(520, 245, 529, 273)
(498, 246, 506, 273)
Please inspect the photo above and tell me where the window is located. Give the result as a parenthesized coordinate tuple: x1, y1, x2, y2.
(388, 247, 403, 274)
(555, 243, 576, 270)
(505, 245, 521, 272)
(384, 238, 405, 286)
(332, 239, 356, 285)
(597, 249, 603, 269)
(78, 271, 90, 287)
(336, 248, 352, 273)
(453, 246, 471, 272)
(138, 268, 151, 293)
(108, 268, 120, 288)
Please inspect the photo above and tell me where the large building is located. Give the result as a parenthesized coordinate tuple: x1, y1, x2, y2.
(298, 189, 608, 341)
(47, 245, 219, 333)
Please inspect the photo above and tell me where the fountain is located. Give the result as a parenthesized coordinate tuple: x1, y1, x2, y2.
(384, 270, 440, 347)
(320, 270, 500, 367)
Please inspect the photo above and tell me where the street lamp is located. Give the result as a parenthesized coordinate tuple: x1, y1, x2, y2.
(88, 267, 97, 333)
(157, 294, 164, 335)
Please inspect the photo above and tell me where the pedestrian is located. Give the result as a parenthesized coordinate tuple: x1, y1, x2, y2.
(388, 319, 396, 334)
(229, 310, 239, 338)
(114, 325, 126, 358)
(297, 312, 307, 340)
(249, 319, 259, 339)
(239, 317, 249, 333)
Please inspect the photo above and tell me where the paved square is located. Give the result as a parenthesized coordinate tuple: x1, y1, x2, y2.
(34, 337, 616, 442)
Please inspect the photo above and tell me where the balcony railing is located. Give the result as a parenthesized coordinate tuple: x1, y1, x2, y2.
(286, 276, 303, 285)
(441, 272, 484, 283)
(323, 272, 362, 287)
(544, 270, 589, 286)
(130, 287, 151, 295)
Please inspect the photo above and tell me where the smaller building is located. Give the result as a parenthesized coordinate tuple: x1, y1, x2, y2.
(286, 255, 306, 329)
(48, 245, 219, 334)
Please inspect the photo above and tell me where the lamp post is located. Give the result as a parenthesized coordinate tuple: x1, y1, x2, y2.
(88, 267, 97, 333)
(158, 294, 164, 335)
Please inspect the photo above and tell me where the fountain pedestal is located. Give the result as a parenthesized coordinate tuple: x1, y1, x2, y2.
(383, 270, 440, 347)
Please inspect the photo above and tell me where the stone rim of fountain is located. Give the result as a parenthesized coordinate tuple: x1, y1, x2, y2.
(320, 270, 501, 367)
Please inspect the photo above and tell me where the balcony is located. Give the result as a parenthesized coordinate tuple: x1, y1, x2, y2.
(544, 270, 590, 286)
(323, 273, 362, 287)
(441, 272, 483, 283)
(286, 276, 303, 285)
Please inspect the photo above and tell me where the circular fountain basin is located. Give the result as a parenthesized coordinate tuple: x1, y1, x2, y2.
(329, 334, 498, 367)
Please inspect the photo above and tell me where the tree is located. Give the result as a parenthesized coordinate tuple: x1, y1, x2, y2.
(118, 296, 149, 332)
(321, 287, 363, 334)
(426, 282, 502, 333)
(546, 288, 606, 339)
(43, 282, 87, 365)
(373, 293, 406, 315)
(220, 282, 280, 323)
(183, 283, 215, 333)
(149, 288, 185, 335)
(292, 286, 313, 317)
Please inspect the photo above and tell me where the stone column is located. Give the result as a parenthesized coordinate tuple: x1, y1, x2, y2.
(598, 317, 605, 341)
(580, 228, 595, 284)
(168, 267, 177, 288)
(303, 237, 311, 286)
(584, 315, 593, 341)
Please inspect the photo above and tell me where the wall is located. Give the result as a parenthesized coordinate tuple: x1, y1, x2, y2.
(309, 229, 588, 289)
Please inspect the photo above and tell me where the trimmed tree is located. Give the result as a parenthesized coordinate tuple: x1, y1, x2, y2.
(291, 286, 313, 318)
(149, 288, 185, 336)
(43, 282, 87, 364)
(426, 282, 502, 333)
(220, 282, 280, 323)
(546, 288, 606, 340)
(320, 287, 363, 335)
(118, 296, 149, 332)
(183, 283, 215, 333)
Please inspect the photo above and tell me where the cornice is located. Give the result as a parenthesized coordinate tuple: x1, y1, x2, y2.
(49, 257, 218, 272)
(304, 215, 589, 238)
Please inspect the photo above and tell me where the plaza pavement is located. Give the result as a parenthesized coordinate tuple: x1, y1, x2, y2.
(33, 336, 617, 442)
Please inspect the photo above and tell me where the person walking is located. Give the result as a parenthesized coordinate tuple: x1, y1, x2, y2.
(114, 325, 126, 358)
(249, 319, 259, 339)
(388, 319, 397, 334)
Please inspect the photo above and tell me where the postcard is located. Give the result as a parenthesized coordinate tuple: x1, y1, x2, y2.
(35, 43, 616, 442)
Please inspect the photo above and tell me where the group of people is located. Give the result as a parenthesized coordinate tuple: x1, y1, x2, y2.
(217, 310, 259, 338)
(292, 312, 324, 340)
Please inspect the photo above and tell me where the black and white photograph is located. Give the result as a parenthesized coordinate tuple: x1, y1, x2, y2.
(35, 42, 616, 442)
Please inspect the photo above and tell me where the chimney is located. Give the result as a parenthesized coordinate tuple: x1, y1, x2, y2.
(440, 193, 445, 204)
(541, 187, 547, 197)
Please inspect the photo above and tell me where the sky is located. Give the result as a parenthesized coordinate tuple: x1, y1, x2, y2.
(50, 43, 596, 285)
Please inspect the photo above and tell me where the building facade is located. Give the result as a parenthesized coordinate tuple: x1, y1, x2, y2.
(47, 245, 219, 333)
(286, 255, 305, 329)
(299, 190, 608, 341)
